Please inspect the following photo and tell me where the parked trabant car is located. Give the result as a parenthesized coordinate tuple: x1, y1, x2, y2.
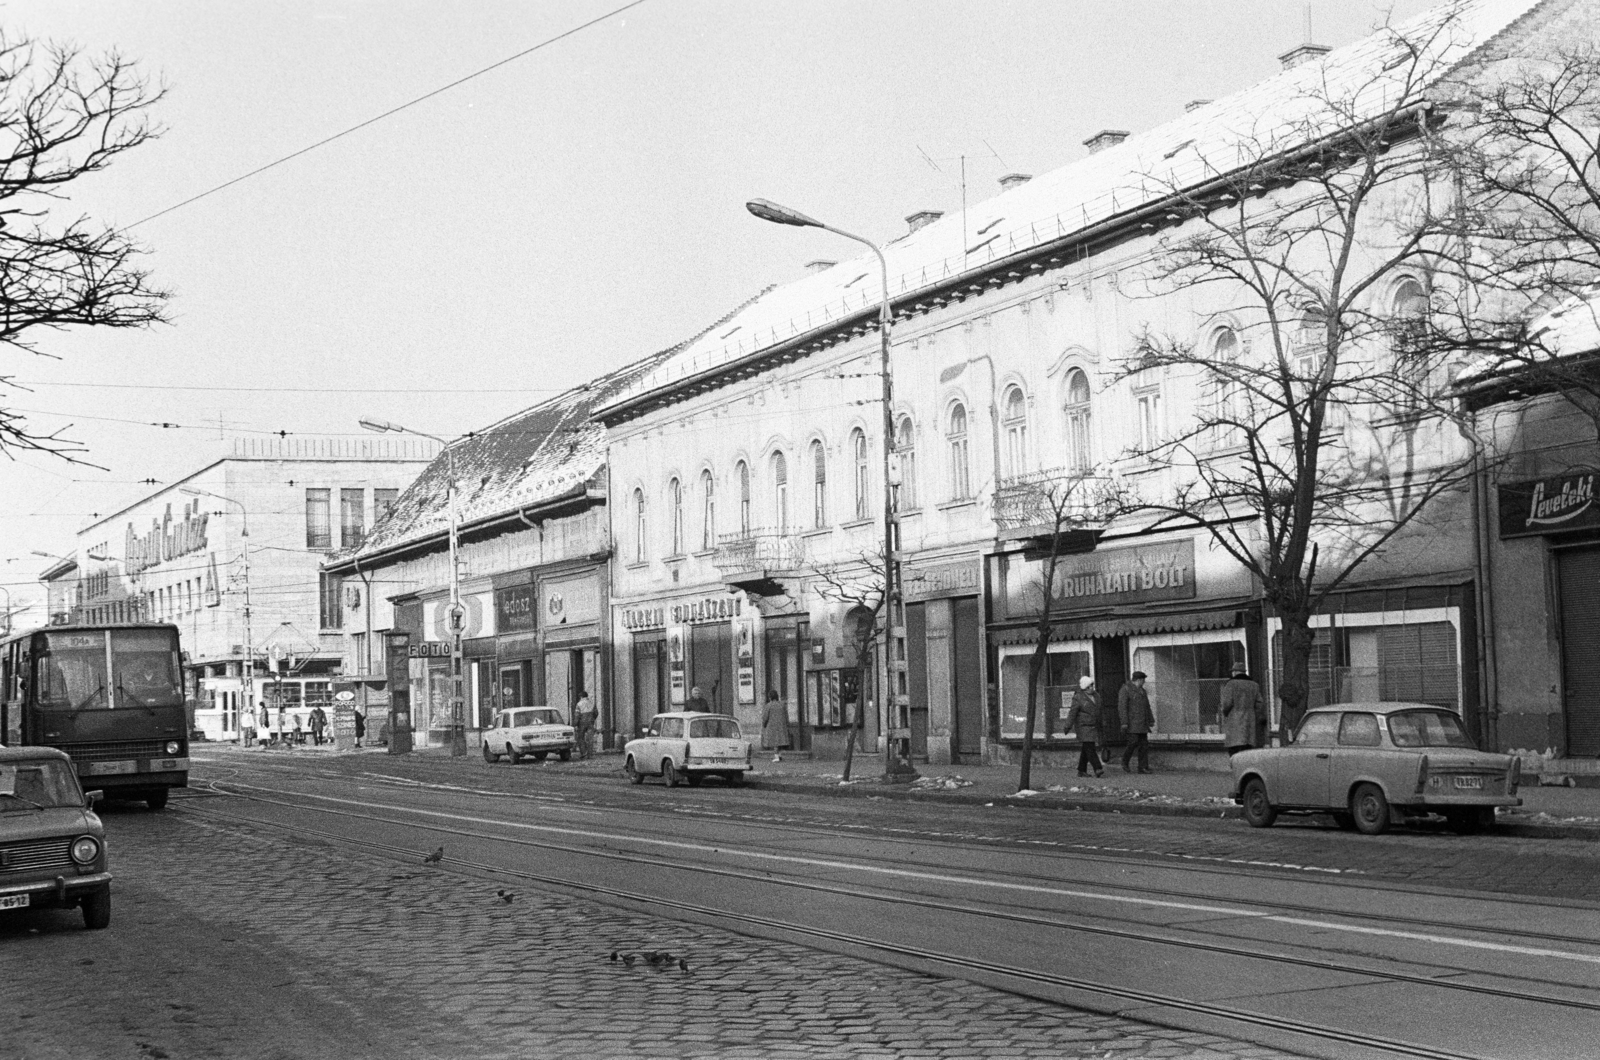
(0, 746, 112, 929)
(482, 707, 576, 764)
(1231, 702, 1521, 835)
(624, 712, 752, 787)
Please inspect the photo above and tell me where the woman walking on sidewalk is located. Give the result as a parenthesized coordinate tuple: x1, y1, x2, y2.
(1064, 675, 1104, 778)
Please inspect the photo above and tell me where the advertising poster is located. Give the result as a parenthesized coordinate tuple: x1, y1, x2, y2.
(735, 616, 756, 704)
(666, 623, 686, 705)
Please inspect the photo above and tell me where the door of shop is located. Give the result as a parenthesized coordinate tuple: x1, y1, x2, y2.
(1558, 545, 1600, 756)
(762, 623, 810, 751)
(953, 597, 982, 758)
(906, 603, 929, 760)
(689, 623, 735, 714)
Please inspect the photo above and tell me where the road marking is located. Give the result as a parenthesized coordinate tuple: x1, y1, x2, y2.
(228, 780, 1600, 967)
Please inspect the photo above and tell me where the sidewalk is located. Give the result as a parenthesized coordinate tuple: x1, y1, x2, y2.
(206, 738, 1600, 840)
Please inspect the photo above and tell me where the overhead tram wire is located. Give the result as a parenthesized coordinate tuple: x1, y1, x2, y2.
(128, 0, 650, 230)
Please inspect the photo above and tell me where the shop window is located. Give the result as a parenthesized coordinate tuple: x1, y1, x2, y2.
(305, 488, 331, 550)
(810, 439, 827, 528)
(1272, 618, 1459, 711)
(997, 644, 1091, 741)
(1002, 387, 1028, 480)
(1064, 369, 1092, 472)
(894, 415, 916, 510)
(947, 403, 970, 499)
(1130, 632, 1246, 737)
(700, 469, 715, 551)
(851, 428, 870, 519)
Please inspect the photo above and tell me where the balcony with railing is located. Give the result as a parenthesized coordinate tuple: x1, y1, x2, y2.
(712, 529, 811, 596)
(992, 467, 1121, 552)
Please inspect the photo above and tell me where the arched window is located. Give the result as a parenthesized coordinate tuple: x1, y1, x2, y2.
(632, 488, 646, 564)
(669, 478, 684, 555)
(894, 415, 917, 510)
(771, 451, 789, 532)
(810, 440, 827, 528)
(700, 469, 715, 551)
(737, 460, 750, 534)
(1063, 369, 1092, 472)
(851, 428, 870, 519)
(1211, 328, 1243, 448)
(1002, 386, 1028, 479)
(947, 403, 971, 499)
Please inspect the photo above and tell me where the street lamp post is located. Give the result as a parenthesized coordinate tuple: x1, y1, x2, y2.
(746, 198, 918, 781)
(360, 417, 467, 757)
(179, 488, 252, 743)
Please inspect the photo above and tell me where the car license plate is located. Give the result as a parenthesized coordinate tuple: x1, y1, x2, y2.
(0, 893, 29, 910)
(1454, 775, 1484, 790)
(85, 760, 136, 775)
(156, 760, 178, 770)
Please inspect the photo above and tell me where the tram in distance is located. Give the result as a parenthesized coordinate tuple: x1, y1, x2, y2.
(0, 622, 188, 809)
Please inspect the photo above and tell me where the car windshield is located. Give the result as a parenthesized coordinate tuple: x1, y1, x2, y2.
(690, 717, 741, 739)
(526, 709, 563, 726)
(1387, 710, 1474, 749)
(0, 760, 82, 810)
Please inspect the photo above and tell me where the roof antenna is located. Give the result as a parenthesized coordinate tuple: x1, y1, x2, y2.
(1305, 4, 1313, 44)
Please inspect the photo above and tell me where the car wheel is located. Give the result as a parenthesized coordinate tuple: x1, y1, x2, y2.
(533, 751, 549, 762)
(145, 789, 169, 811)
(482, 741, 498, 764)
(625, 756, 643, 785)
(1350, 783, 1390, 835)
(662, 760, 678, 788)
(1332, 812, 1357, 831)
(1448, 807, 1495, 835)
(81, 886, 111, 930)
(558, 749, 572, 762)
(506, 744, 521, 765)
(1241, 778, 1276, 828)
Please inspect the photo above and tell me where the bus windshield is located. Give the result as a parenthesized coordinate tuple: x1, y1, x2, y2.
(112, 629, 182, 708)
(37, 631, 109, 710)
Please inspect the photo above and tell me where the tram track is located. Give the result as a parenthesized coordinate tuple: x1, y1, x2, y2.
(179, 781, 1598, 1059)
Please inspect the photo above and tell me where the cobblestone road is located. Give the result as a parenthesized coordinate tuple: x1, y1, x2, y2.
(2, 789, 1312, 1060)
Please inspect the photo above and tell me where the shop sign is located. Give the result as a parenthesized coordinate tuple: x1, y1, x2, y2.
(1499, 471, 1600, 538)
(903, 558, 980, 602)
(541, 574, 599, 626)
(621, 605, 666, 631)
(407, 642, 452, 658)
(622, 593, 744, 631)
(998, 539, 1196, 619)
(429, 594, 489, 640)
(495, 584, 536, 633)
(125, 501, 209, 574)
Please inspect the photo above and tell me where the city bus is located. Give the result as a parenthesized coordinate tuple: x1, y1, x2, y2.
(0, 622, 188, 809)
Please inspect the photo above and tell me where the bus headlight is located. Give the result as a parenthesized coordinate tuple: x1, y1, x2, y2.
(165, 741, 181, 756)
(71, 836, 101, 865)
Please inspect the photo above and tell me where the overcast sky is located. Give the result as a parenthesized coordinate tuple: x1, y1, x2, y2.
(0, 0, 1435, 619)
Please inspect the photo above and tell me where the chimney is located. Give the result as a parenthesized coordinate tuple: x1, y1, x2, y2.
(998, 172, 1033, 191)
(1184, 99, 1213, 113)
(803, 259, 836, 274)
(1278, 43, 1330, 70)
(905, 210, 944, 234)
(1083, 129, 1130, 154)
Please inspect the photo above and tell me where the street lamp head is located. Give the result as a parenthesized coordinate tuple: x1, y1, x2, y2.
(178, 487, 207, 498)
(358, 416, 397, 434)
(746, 198, 823, 229)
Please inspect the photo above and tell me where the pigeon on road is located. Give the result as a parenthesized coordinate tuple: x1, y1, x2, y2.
(422, 847, 444, 864)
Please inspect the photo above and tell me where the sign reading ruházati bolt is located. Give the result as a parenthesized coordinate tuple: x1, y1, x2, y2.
(1499, 471, 1600, 538)
(998, 539, 1195, 619)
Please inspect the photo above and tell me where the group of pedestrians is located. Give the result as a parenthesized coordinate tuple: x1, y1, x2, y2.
(1062, 664, 1267, 777)
(241, 702, 365, 748)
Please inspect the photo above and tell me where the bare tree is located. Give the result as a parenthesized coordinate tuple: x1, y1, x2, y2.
(1117, 18, 1482, 734)
(808, 551, 886, 783)
(0, 32, 167, 462)
(994, 469, 1128, 793)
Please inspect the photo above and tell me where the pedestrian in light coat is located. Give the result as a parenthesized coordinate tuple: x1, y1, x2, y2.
(1220, 666, 1266, 755)
(1118, 671, 1155, 774)
(1063, 675, 1104, 778)
(760, 689, 790, 760)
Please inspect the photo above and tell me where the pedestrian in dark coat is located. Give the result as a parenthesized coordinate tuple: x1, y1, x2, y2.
(760, 689, 790, 758)
(309, 705, 327, 746)
(353, 709, 366, 748)
(686, 686, 711, 713)
(1118, 671, 1155, 774)
(1220, 667, 1266, 755)
(1062, 675, 1104, 777)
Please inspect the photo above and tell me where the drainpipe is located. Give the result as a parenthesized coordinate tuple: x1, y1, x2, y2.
(1458, 417, 1499, 751)
(964, 352, 1003, 760)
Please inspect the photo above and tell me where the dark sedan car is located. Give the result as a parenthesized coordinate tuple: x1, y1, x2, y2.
(0, 746, 112, 929)
(1230, 702, 1521, 835)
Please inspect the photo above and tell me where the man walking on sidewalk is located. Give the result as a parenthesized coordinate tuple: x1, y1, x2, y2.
(1063, 675, 1104, 778)
(1119, 671, 1154, 774)
(1221, 666, 1266, 756)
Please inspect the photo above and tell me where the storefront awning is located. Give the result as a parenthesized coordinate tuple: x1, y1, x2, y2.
(992, 607, 1245, 646)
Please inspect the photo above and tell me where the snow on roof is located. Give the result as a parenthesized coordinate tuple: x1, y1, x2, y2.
(1454, 285, 1600, 386)
(599, 0, 1544, 417)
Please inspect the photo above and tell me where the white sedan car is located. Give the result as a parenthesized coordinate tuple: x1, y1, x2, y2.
(624, 712, 752, 787)
(482, 707, 576, 764)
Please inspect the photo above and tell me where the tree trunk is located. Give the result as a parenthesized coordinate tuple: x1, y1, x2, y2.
(1018, 619, 1050, 792)
(1276, 614, 1315, 740)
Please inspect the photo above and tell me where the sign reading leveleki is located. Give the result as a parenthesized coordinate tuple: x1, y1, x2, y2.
(1498, 471, 1600, 538)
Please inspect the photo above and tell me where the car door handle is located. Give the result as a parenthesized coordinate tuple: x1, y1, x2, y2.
(1316, 753, 1330, 759)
